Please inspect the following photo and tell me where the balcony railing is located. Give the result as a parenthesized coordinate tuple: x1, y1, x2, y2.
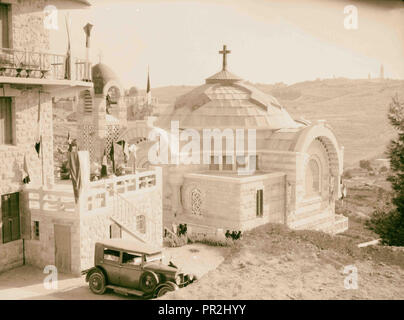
(0, 47, 92, 82)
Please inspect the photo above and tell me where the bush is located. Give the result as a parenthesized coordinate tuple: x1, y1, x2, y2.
(187, 233, 235, 247)
(165, 234, 188, 248)
(225, 230, 242, 240)
(178, 224, 188, 236)
(366, 209, 404, 246)
(359, 160, 372, 171)
(342, 170, 352, 179)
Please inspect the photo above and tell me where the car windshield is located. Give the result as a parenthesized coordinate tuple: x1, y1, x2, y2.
(145, 252, 162, 262)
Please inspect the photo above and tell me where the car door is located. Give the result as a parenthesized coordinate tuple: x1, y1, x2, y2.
(101, 247, 121, 285)
(119, 251, 143, 289)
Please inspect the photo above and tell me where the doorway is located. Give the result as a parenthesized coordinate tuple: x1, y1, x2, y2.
(54, 224, 71, 273)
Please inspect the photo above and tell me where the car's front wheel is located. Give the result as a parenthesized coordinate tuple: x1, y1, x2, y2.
(89, 270, 106, 295)
(156, 282, 179, 298)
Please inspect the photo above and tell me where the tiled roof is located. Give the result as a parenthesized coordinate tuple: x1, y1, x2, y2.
(205, 70, 242, 83)
(156, 79, 301, 130)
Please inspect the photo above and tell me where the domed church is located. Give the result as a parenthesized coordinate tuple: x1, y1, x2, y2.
(122, 46, 348, 235)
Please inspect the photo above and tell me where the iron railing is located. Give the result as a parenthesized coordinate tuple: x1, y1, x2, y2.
(0, 47, 92, 82)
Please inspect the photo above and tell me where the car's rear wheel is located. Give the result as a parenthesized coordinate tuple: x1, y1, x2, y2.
(89, 270, 106, 295)
(139, 271, 159, 294)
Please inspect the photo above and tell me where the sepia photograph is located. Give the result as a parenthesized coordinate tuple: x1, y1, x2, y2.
(0, 0, 403, 309)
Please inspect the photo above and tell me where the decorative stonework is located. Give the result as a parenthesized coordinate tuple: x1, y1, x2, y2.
(191, 188, 202, 216)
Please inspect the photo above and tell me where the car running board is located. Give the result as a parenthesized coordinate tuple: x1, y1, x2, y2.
(106, 285, 146, 297)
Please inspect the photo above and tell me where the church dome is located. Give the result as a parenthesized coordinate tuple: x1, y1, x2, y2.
(156, 46, 300, 130)
(128, 86, 139, 96)
(92, 63, 120, 94)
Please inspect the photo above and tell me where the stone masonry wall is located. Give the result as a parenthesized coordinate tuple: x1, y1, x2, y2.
(0, 90, 54, 196)
(0, 240, 23, 273)
(6, 0, 50, 52)
(25, 214, 81, 275)
(181, 176, 242, 230)
(0, 90, 54, 272)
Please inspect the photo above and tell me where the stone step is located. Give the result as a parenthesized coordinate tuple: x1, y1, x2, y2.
(289, 209, 333, 229)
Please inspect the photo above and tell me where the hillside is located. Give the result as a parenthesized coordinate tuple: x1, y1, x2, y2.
(161, 172, 404, 300)
(140, 78, 404, 166)
(55, 78, 404, 166)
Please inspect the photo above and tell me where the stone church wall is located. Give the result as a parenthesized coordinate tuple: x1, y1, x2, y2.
(181, 172, 286, 232)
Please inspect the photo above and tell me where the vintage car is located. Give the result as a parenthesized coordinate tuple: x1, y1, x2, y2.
(82, 239, 196, 298)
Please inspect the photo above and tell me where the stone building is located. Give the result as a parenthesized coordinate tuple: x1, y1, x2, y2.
(0, 0, 163, 275)
(123, 46, 348, 235)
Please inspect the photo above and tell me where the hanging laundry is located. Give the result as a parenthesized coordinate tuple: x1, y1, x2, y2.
(22, 154, 31, 184)
(68, 144, 81, 203)
(67, 131, 73, 151)
(109, 142, 115, 174)
(101, 149, 108, 178)
(35, 93, 41, 157)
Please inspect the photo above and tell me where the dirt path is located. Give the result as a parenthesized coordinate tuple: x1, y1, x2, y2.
(0, 243, 227, 300)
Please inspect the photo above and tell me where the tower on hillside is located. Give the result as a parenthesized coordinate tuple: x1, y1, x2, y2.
(380, 64, 384, 80)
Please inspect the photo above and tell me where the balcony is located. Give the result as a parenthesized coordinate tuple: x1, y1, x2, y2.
(0, 48, 93, 90)
(25, 169, 161, 218)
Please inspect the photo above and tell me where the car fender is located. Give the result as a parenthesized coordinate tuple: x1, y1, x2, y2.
(85, 266, 107, 283)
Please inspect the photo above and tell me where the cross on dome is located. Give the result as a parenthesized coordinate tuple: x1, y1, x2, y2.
(219, 45, 231, 71)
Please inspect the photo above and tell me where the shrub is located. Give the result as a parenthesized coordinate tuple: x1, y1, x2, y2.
(359, 160, 372, 171)
(165, 234, 188, 248)
(178, 224, 188, 236)
(225, 230, 242, 240)
(366, 209, 404, 246)
(342, 170, 352, 179)
(187, 233, 235, 247)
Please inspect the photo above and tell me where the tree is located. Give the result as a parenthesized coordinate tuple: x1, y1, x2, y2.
(359, 159, 372, 171)
(366, 95, 404, 245)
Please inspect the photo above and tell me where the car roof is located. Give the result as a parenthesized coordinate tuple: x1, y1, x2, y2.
(97, 239, 162, 255)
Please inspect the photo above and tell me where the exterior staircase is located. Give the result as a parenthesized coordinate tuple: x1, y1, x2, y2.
(111, 192, 158, 243)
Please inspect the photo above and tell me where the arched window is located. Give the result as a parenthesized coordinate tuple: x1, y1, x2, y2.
(191, 188, 202, 216)
(305, 158, 320, 196)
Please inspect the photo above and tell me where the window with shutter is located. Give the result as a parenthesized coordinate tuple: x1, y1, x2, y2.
(0, 3, 10, 48)
(0, 98, 13, 145)
(2, 193, 20, 244)
(256, 189, 263, 217)
(109, 223, 122, 239)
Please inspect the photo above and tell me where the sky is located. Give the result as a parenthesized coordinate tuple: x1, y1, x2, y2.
(49, 0, 404, 89)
